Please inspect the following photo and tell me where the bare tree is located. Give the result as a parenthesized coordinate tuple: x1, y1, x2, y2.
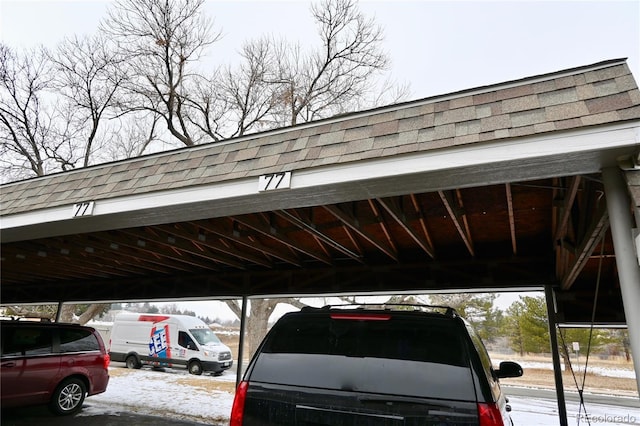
(216, 0, 407, 136)
(0, 44, 56, 180)
(225, 298, 307, 357)
(105, 112, 163, 160)
(272, 0, 389, 126)
(3, 303, 110, 325)
(0, 37, 133, 182)
(199, 39, 280, 139)
(48, 34, 128, 167)
(100, 0, 220, 146)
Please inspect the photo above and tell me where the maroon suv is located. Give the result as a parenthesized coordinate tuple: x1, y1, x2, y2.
(0, 319, 110, 415)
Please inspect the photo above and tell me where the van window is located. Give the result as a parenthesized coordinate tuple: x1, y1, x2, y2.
(2, 326, 53, 357)
(189, 328, 221, 346)
(60, 328, 100, 353)
(178, 331, 197, 350)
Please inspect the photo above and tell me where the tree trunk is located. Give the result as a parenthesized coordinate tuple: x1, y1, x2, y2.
(225, 298, 309, 359)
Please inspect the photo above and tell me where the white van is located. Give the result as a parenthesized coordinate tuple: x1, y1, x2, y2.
(109, 312, 233, 375)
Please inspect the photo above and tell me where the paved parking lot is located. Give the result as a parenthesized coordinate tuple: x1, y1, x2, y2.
(1, 404, 210, 426)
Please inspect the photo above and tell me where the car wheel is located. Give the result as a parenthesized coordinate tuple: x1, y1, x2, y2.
(126, 354, 142, 369)
(49, 377, 86, 415)
(188, 360, 203, 375)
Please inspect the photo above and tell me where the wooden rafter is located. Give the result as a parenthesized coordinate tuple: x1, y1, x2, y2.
(409, 193, 436, 257)
(438, 190, 475, 256)
(561, 202, 609, 290)
(376, 197, 435, 258)
(2, 244, 110, 280)
(75, 234, 177, 274)
(368, 200, 398, 255)
(116, 229, 227, 270)
(155, 223, 272, 268)
(233, 214, 333, 265)
(274, 210, 364, 263)
(505, 183, 517, 255)
(133, 226, 247, 269)
(194, 220, 302, 267)
(323, 205, 398, 261)
(553, 176, 582, 243)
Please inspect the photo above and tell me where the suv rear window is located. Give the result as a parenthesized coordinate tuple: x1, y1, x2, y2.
(251, 312, 476, 400)
(60, 328, 100, 353)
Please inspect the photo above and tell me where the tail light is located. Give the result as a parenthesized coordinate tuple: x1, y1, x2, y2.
(230, 381, 249, 426)
(330, 313, 391, 321)
(103, 353, 111, 370)
(478, 402, 504, 426)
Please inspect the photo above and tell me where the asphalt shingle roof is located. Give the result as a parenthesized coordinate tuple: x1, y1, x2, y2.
(2, 59, 640, 216)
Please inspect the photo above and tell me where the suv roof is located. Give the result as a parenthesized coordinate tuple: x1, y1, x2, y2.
(300, 303, 459, 316)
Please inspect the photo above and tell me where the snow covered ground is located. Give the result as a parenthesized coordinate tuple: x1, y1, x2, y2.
(84, 366, 235, 424)
(82, 363, 639, 425)
(509, 396, 640, 426)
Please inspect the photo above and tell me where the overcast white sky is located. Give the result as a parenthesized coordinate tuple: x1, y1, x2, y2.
(1, 0, 635, 320)
(1, 0, 638, 100)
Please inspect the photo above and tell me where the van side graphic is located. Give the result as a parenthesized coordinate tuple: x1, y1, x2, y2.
(149, 324, 172, 360)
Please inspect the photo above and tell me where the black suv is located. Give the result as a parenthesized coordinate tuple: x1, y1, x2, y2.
(231, 305, 523, 426)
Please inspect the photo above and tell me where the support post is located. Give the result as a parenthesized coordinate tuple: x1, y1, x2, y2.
(55, 301, 63, 322)
(602, 167, 640, 395)
(545, 285, 569, 426)
(235, 295, 248, 388)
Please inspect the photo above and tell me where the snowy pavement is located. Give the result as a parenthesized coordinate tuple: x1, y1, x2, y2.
(509, 396, 640, 426)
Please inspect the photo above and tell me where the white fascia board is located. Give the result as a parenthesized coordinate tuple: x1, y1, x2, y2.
(0, 178, 257, 232)
(291, 125, 640, 189)
(2, 123, 639, 236)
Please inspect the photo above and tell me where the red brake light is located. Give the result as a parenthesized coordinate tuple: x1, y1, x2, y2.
(103, 353, 111, 369)
(230, 381, 249, 426)
(478, 402, 505, 426)
(330, 313, 391, 321)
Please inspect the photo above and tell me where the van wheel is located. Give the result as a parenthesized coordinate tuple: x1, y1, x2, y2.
(49, 378, 86, 415)
(126, 354, 142, 369)
(188, 360, 203, 375)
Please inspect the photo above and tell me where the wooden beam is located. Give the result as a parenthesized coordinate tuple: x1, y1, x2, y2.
(157, 223, 273, 268)
(561, 202, 609, 290)
(323, 204, 398, 261)
(505, 183, 517, 255)
(368, 200, 398, 254)
(377, 197, 435, 258)
(233, 214, 333, 265)
(438, 190, 475, 256)
(274, 210, 363, 263)
(553, 176, 582, 243)
(194, 220, 302, 267)
(409, 193, 436, 257)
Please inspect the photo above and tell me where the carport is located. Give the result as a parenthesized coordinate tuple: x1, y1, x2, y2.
(2, 58, 640, 423)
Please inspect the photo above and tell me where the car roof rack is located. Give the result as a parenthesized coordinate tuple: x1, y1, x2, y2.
(301, 303, 459, 318)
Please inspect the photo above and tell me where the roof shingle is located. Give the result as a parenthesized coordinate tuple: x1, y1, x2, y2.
(2, 59, 640, 217)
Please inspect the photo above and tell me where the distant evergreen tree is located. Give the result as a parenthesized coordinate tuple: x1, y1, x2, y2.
(504, 296, 549, 354)
(429, 293, 503, 343)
